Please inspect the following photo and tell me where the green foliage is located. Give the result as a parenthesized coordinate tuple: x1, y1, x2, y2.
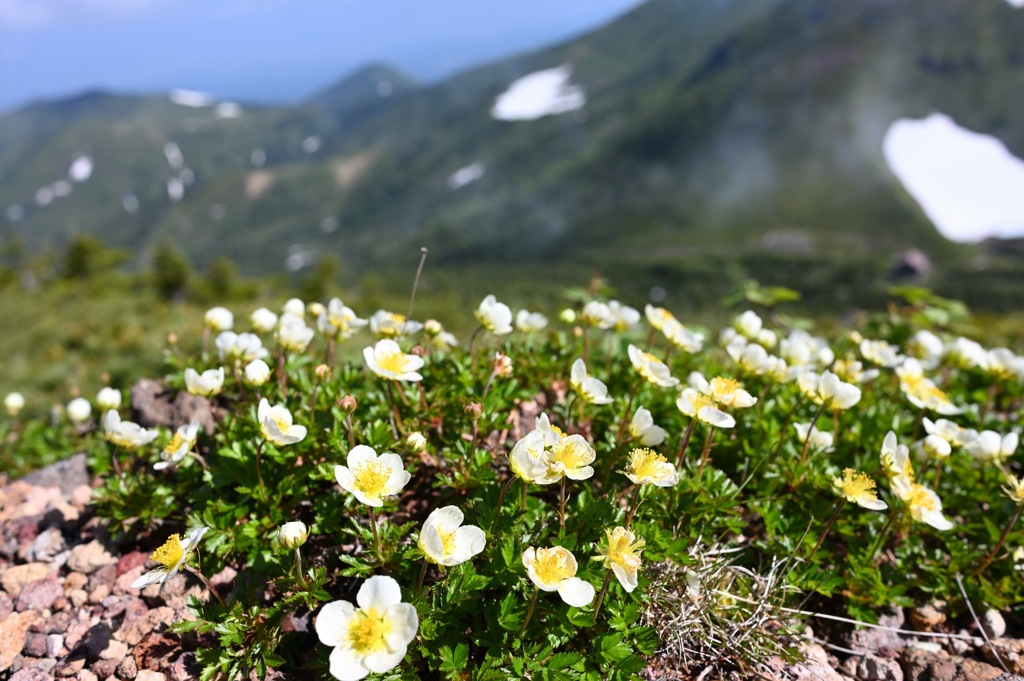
(5, 284, 1024, 679)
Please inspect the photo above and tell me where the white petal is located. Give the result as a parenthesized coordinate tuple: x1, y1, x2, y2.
(859, 498, 888, 511)
(357, 575, 402, 610)
(698, 406, 735, 428)
(335, 465, 356, 492)
(384, 602, 419, 647)
(425, 506, 463, 530)
(449, 525, 486, 564)
(257, 398, 270, 423)
(610, 563, 638, 593)
(347, 445, 378, 469)
(315, 600, 356, 647)
(420, 525, 445, 563)
(130, 568, 169, 589)
(363, 645, 406, 674)
(557, 577, 595, 607)
(329, 646, 370, 681)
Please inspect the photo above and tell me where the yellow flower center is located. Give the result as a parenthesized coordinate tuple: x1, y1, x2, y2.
(377, 351, 410, 374)
(641, 352, 661, 367)
(346, 608, 392, 654)
(689, 394, 716, 415)
(628, 448, 667, 482)
(710, 377, 741, 395)
(606, 529, 645, 569)
(164, 433, 186, 455)
(551, 438, 591, 469)
(151, 534, 184, 570)
(835, 469, 876, 502)
(533, 548, 575, 585)
(908, 484, 937, 512)
(353, 461, 390, 497)
(549, 425, 567, 439)
(437, 526, 457, 556)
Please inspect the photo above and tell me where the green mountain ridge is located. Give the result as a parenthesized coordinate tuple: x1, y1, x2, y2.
(2, 0, 1023, 308)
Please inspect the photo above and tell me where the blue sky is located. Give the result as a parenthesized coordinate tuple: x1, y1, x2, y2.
(0, 0, 645, 113)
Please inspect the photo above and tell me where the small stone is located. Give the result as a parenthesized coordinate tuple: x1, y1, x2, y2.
(136, 671, 168, 681)
(15, 575, 62, 612)
(78, 671, 99, 681)
(45, 634, 62, 658)
(29, 528, 64, 562)
(982, 638, 1024, 675)
(908, 601, 946, 632)
(86, 585, 109, 605)
(1, 563, 53, 598)
(69, 589, 87, 608)
(53, 656, 85, 677)
(21, 633, 47, 658)
(118, 551, 149, 577)
(900, 647, 955, 681)
(134, 631, 177, 671)
(787, 643, 848, 681)
(115, 606, 175, 646)
(64, 572, 88, 591)
(115, 565, 146, 594)
(982, 609, 1007, 639)
(908, 641, 943, 653)
(957, 658, 1003, 681)
(169, 652, 199, 681)
(9, 668, 52, 681)
(70, 484, 93, 507)
(857, 654, 904, 681)
(0, 593, 12, 619)
(118, 653, 139, 679)
(100, 638, 128, 661)
(88, 658, 119, 678)
(0, 611, 40, 672)
(67, 541, 116, 575)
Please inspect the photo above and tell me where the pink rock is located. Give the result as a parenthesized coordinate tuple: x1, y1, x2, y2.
(0, 611, 40, 672)
(1, 563, 53, 598)
(117, 551, 149, 576)
(15, 576, 63, 613)
(67, 541, 116, 575)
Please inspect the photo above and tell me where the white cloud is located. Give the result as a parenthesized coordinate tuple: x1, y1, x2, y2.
(883, 113, 1024, 242)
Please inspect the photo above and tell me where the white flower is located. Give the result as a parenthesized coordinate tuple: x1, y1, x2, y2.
(250, 307, 279, 333)
(102, 410, 158, 449)
(522, 547, 594, 607)
(474, 295, 513, 335)
(315, 575, 418, 681)
(945, 337, 987, 370)
(797, 370, 861, 411)
(860, 339, 904, 368)
(570, 359, 613, 405)
(662, 319, 704, 353)
(283, 298, 305, 317)
(644, 304, 677, 331)
(623, 447, 678, 487)
(96, 387, 122, 412)
(155, 420, 200, 470)
(257, 399, 307, 446)
(204, 306, 234, 332)
(363, 340, 425, 382)
(580, 301, 613, 329)
(406, 432, 427, 452)
(216, 331, 268, 362)
(627, 344, 679, 388)
(733, 310, 763, 340)
(726, 338, 788, 379)
(4, 392, 25, 417)
(335, 445, 411, 507)
(543, 434, 597, 482)
(629, 407, 666, 446)
(917, 435, 952, 460)
(896, 359, 961, 415)
(701, 376, 757, 409)
(594, 527, 645, 593)
(676, 389, 735, 428)
(880, 430, 915, 482)
(66, 397, 92, 424)
(369, 310, 422, 339)
(278, 317, 315, 352)
(606, 300, 640, 332)
(963, 430, 1019, 464)
(780, 330, 834, 369)
(985, 348, 1024, 380)
(831, 359, 879, 384)
(433, 331, 458, 350)
(319, 298, 368, 340)
(184, 367, 225, 397)
(907, 330, 945, 370)
(891, 477, 953, 531)
(510, 430, 550, 484)
(832, 469, 887, 511)
(309, 302, 326, 319)
(922, 418, 976, 448)
(131, 527, 208, 589)
(515, 309, 548, 333)
(794, 422, 834, 452)
(278, 521, 308, 549)
(243, 359, 271, 386)
(418, 506, 486, 567)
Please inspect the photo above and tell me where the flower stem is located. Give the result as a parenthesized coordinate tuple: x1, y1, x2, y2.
(184, 565, 226, 608)
(675, 420, 696, 468)
(696, 426, 716, 477)
(868, 510, 900, 561)
(519, 586, 539, 636)
(370, 508, 383, 563)
(974, 504, 1023, 576)
(593, 570, 614, 619)
(559, 477, 568, 533)
(383, 381, 405, 438)
(254, 439, 266, 498)
(406, 247, 429, 321)
(277, 351, 287, 398)
(417, 559, 429, 594)
(624, 485, 643, 528)
(808, 498, 846, 560)
(798, 404, 828, 471)
(492, 476, 516, 528)
(615, 380, 641, 441)
(294, 548, 307, 588)
(111, 445, 123, 480)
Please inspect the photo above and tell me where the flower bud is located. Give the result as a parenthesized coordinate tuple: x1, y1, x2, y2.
(283, 298, 305, 317)
(465, 402, 482, 420)
(559, 308, 576, 324)
(423, 319, 443, 337)
(166, 332, 179, 346)
(278, 521, 308, 549)
(307, 302, 326, 319)
(96, 387, 122, 412)
(250, 307, 279, 333)
(410, 345, 426, 357)
(315, 364, 330, 379)
(493, 352, 513, 378)
(204, 306, 234, 332)
(4, 392, 25, 417)
(66, 397, 92, 424)
(244, 359, 271, 386)
(923, 434, 952, 460)
(338, 395, 358, 413)
(407, 431, 427, 451)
